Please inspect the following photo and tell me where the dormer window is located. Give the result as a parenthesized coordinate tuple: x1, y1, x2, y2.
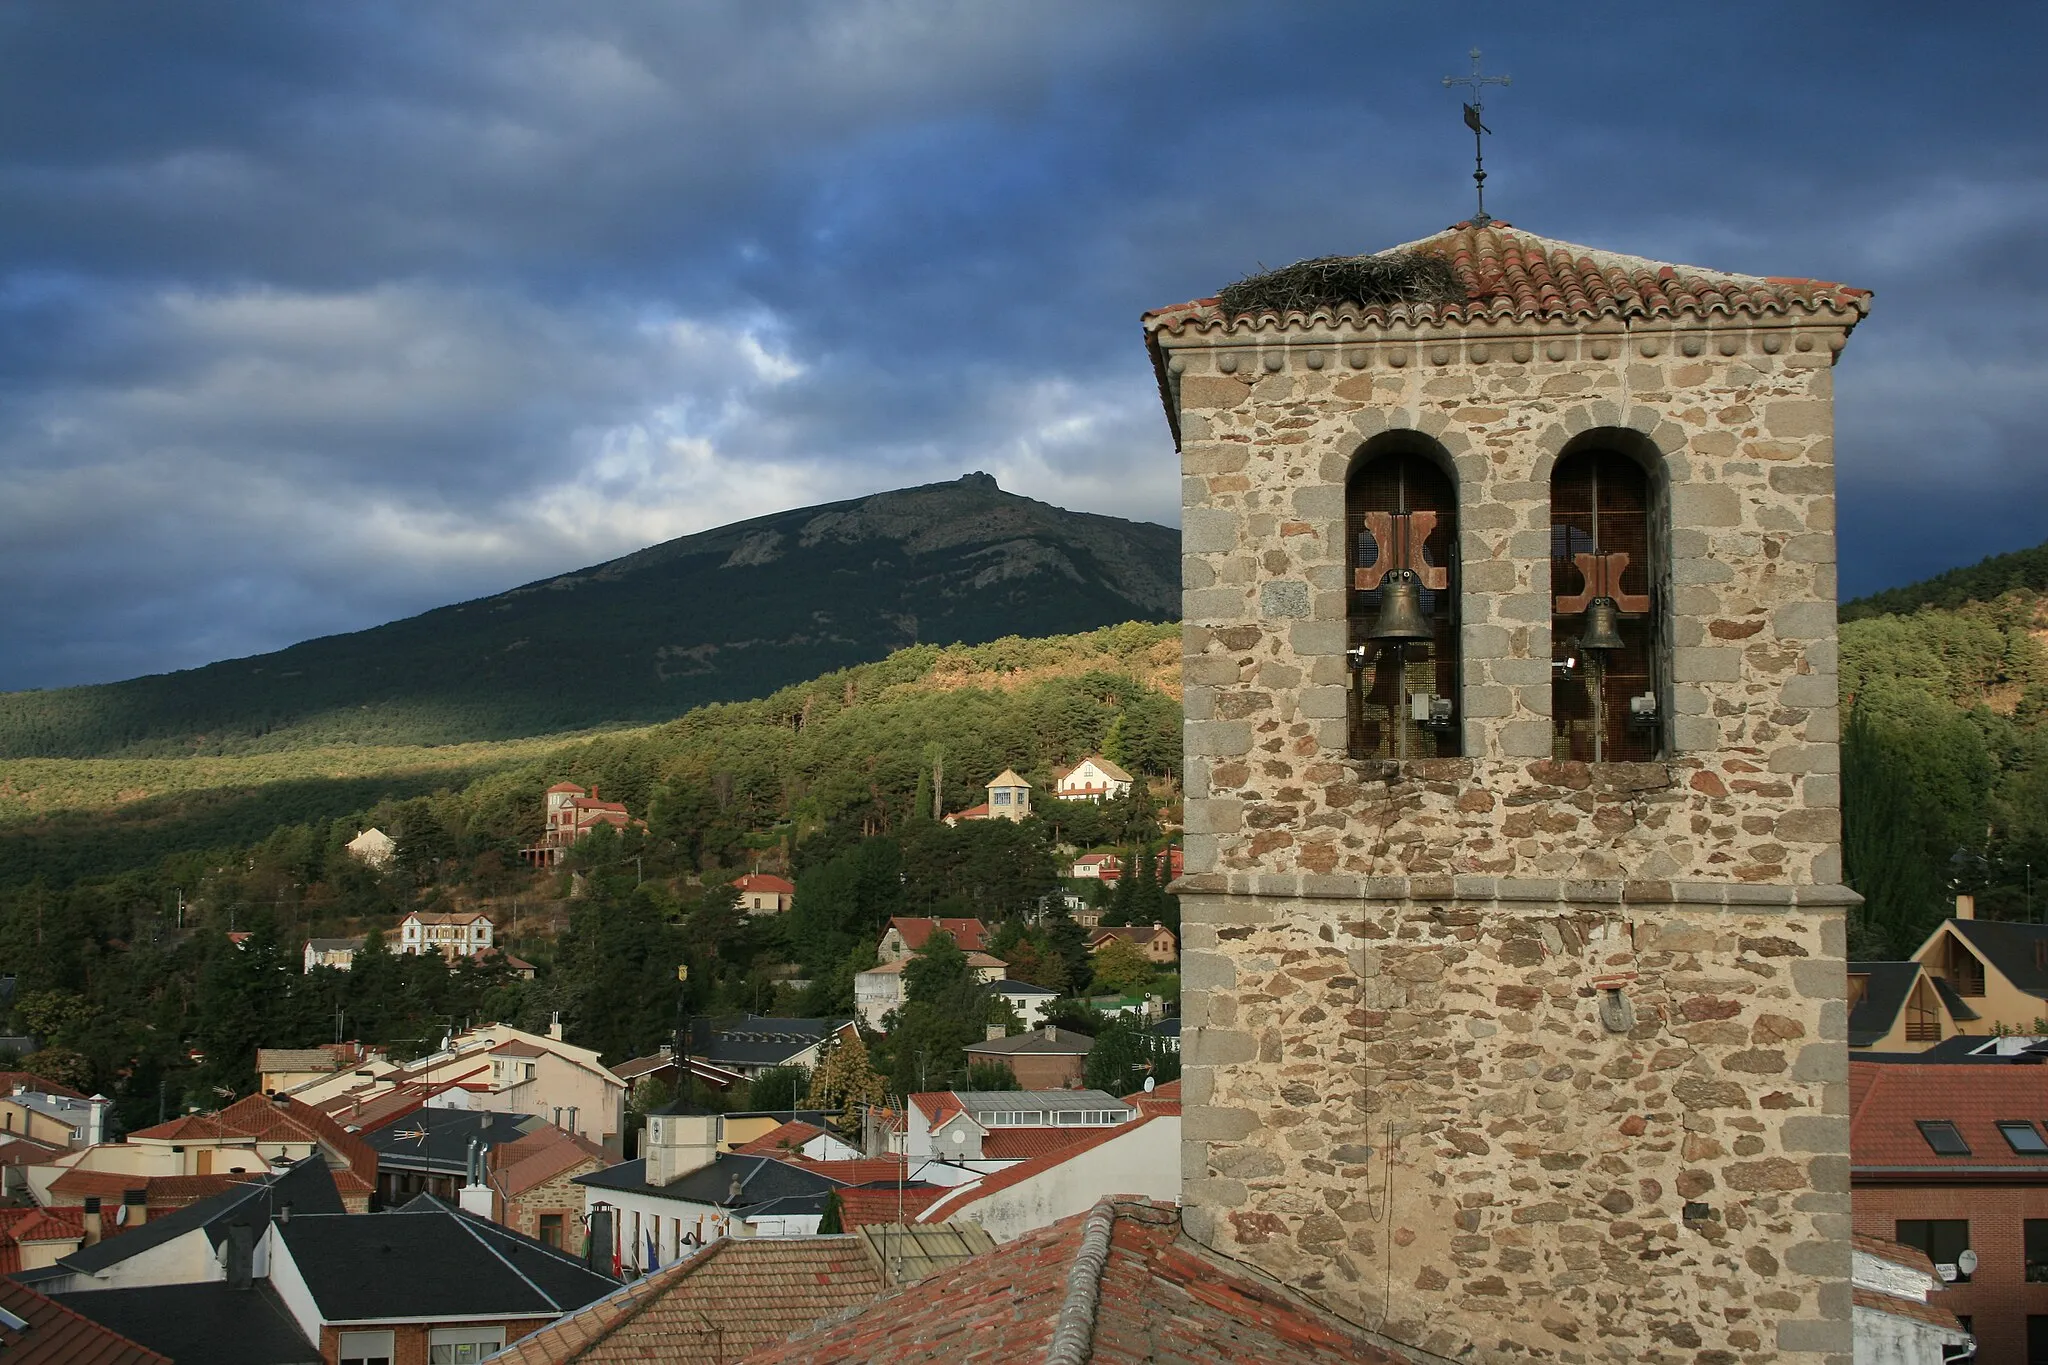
(1916, 1120, 1971, 1156)
(1346, 439, 1459, 761)
(1998, 1121, 2048, 1154)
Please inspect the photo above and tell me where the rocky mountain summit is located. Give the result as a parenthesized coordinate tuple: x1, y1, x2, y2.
(0, 474, 1179, 756)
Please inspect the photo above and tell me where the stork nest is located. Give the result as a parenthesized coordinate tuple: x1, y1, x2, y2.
(1215, 251, 1464, 318)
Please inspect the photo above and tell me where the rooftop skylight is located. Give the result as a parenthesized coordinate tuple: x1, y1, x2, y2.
(1917, 1120, 1972, 1156)
(1998, 1121, 2048, 1154)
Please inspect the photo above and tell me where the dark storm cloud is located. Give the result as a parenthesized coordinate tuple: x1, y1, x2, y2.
(0, 1, 2042, 688)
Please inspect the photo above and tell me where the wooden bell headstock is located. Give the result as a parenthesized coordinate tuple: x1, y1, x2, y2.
(1553, 550, 1650, 615)
(1354, 511, 1448, 592)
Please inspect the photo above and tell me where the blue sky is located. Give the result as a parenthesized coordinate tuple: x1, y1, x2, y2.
(1, 2, 2041, 690)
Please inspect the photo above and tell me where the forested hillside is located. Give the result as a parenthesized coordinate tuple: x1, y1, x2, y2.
(0, 622, 1183, 1125)
(0, 474, 1179, 758)
(1840, 573, 2048, 958)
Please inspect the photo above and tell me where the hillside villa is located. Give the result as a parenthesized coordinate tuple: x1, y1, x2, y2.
(520, 782, 642, 867)
(1052, 755, 1132, 802)
(732, 871, 795, 914)
(943, 770, 1031, 825)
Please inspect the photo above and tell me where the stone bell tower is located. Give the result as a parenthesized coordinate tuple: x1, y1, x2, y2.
(1148, 222, 1868, 1362)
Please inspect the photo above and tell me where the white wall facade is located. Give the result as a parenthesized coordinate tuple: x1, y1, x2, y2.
(920, 1116, 1180, 1243)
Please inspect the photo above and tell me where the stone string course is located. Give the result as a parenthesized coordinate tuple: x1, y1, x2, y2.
(1156, 294, 1861, 1364)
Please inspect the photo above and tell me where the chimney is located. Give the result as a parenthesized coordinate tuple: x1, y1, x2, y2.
(224, 1222, 254, 1290)
(986, 1025, 1006, 1041)
(81, 1196, 101, 1246)
(1957, 894, 1976, 921)
(589, 784, 598, 800)
(549, 1012, 564, 1042)
(585, 1206, 614, 1274)
(1045, 1026, 1058, 1043)
(123, 1187, 146, 1228)
(278, 1202, 292, 1224)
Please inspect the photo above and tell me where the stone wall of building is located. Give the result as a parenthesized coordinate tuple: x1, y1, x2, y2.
(1159, 296, 1862, 1363)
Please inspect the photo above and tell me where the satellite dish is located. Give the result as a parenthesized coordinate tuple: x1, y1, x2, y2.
(1143, 1077, 1157, 1093)
(1958, 1249, 1979, 1276)
(113, 1205, 129, 1227)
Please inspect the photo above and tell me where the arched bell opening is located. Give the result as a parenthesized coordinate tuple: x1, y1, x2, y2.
(1549, 433, 1669, 761)
(1346, 434, 1460, 761)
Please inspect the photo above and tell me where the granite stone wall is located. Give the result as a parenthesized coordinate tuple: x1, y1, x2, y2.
(1158, 307, 1861, 1364)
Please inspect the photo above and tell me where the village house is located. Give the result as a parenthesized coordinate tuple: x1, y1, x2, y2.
(364, 1108, 545, 1207)
(1086, 922, 1177, 965)
(292, 1022, 629, 1154)
(486, 1123, 613, 1257)
(343, 827, 395, 871)
(257, 1045, 383, 1097)
(1850, 1232, 1973, 1363)
(731, 871, 795, 914)
(682, 1015, 860, 1082)
(942, 769, 1031, 825)
(0, 1080, 111, 1152)
(1848, 900, 2048, 1051)
(1851, 1059, 2048, 1361)
(397, 909, 495, 961)
(1052, 755, 1133, 802)
(0, 1206, 86, 1274)
(1070, 852, 1121, 881)
(877, 916, 989, 961)
(901, 1090, 1135, 1166)
(26, 1093, 380, 1215)
(854, 952, 1007, 1032)
(519, 782, 641, 867)
(573, 1105, 848, 1273)
(912, 1085, 1180, 1242)
(990, 978, 1057, 1031)
(300, 937, 365, 973)
(961, 1025, 1092, 1090)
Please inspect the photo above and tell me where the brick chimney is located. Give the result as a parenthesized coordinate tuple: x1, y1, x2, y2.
(1957, 894, 1976, 921)
(122, 1187, 146, 1229)
(81, 1196, 101, 1246)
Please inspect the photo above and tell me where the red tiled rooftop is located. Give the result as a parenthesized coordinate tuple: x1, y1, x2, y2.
(833, 1185, 948, 1229)
(732, 873, 796, 894)
(492, 1124, 612, 1198)
(887, 917, 989, 953)
(0, 1277, 168, 1364)
(1144, 220, 1870, 334)
(1851, 1061, 2048, 1174)
(921, 1117, 1160, 1224)
(743, 1199, 1402, 1364)
(0, 1072, 89, 1101)
(980, 1128, 1101, 1161)
(733, 1120, 831, 1157)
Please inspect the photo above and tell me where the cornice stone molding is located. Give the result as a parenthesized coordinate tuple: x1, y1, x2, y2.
(1173, 873, 1862, 911)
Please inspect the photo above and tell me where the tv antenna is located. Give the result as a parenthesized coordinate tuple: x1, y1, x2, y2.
(1443, 48, 1510, 224)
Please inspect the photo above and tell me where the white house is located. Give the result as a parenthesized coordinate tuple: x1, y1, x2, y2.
(301, 937, 364, 973)
(731, 873, 795, 915)
(903, 1090, 1135, 1164)
(344, 828, 396, 870)
(992, 980, 1057, 1030)
(853, 953, 1008, 1031)
(398, 910, 494, 961)
(915, 1105, 1180, 1242)
(1053, 756, 1132, 802)
(1849, 1232, 1971, 1364)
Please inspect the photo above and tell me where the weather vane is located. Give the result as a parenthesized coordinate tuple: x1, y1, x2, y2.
(1442, 48, 1509, 224)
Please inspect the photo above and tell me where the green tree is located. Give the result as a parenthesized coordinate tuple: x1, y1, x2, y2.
(748, 1066, 811, 1113)
(1082, 1016, 1147, 1094)
(966, 1060, 1020, 1091)
(1089, 938, 1154, 997)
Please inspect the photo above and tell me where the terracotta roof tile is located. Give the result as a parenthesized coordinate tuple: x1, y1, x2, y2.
(980, 1128, 1101, 1160)
(0, 1277, 168, 1364)
(833, 1185, 949, 1229)
(1852, 1286, 1967, 1333)
(742, 1199, 1401, 1364)
(733, 1120, 831, 1157)
(1852, 1231, 1939, 1279)
(921, 1117, 1159, 1223)
(886, 917, 990, 953)
(1851, 1061, 2048, 1175)
(493, 1235, 884, 1365)
(1144, 221, 1870, 335)
(0, 1072, 89, 1101)
(732, 873, 796, 894)
(491, 1125, 614, 1198)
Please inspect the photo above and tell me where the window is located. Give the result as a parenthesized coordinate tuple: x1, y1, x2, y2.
(1906, 981, 1942, 1043)
(992, 790, 1011, 806)
(2031, 1314, 2048, 1365)
(1848, 974, 1870, 1009)
(1947, 939, 1987, 997)
(1550, 448, 1660, 761)
(1346, 440, 1459, 761)
(539, 1213, 564, 1248)
(427, 1327, 506, 1364)
(339, 1329, 396, 1365)
(2028, 1222, 2048, 1283)
(2002, 1121, 2048, 1155)
(1897, 1220, 1973, 1282)
(1917, 1121, 1971, 1156)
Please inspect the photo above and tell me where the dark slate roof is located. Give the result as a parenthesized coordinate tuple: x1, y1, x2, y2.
(575, 1153, 843, 1208)
(963, 1027, 1094, 1058)
(1150, 1018, 1182, 1037)
(1858, 1035, 2048, 1065)
(690, 1016, 849, 1069)
(56, 1158, 342, 1276)
(1946, 919, 2048, 999)
(735, 1192, 834, 1221)
(365, 1109, 541, 1174)
(53, 1282, 318, 1365)
(1930, 975, 1980, 1022)
(273, 1195, 616, 1323)
(1847, 961, 1922, 1048)
(990, 978, 1057, 997)
(0, 1278, 167, 1365)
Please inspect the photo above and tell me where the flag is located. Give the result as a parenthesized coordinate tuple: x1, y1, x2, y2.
(1463, 103, 1489, 135)
(645, 1232, 659, 1274)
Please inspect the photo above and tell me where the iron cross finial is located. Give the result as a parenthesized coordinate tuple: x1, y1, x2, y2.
(1442, 48, 1510, 224)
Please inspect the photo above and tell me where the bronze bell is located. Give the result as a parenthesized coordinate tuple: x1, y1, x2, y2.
(1579, 597, 1626, 652)
(1368, 570, 1433, 641)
